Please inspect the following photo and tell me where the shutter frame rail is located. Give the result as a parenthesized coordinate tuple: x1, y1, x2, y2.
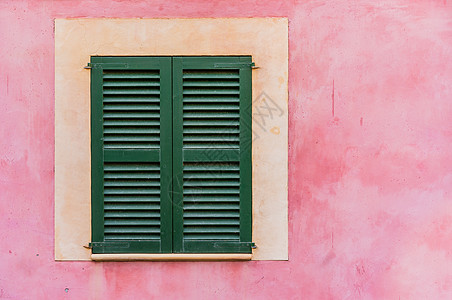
(86, 62, 258, 70)
(213, 62, 256, 69)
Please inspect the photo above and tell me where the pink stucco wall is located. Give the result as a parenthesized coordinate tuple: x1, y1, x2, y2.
(1, 0, 452, 299)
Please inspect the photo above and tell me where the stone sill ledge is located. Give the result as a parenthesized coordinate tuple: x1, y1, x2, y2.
(91, 253, 252, 261)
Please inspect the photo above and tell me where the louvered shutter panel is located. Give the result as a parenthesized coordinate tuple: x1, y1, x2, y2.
(172, 57, 253, 253)
(91, 57, 172, 253)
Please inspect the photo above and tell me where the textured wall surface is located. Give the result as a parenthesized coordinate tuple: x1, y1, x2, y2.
(54, 18, 288, 261)
(1, 0, 452, 299)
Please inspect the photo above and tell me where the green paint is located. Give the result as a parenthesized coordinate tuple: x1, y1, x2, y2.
(91, 56, 252, 254)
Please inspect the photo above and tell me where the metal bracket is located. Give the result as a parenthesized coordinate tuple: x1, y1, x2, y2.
(84, 63, 92, 69)
(251, 62, 260, 69)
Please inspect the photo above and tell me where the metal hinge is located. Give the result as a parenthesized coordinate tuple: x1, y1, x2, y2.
(84, 62, 129, 70)
(214, 62, 258, 69)
(89, 242, 130, 249)
(211, 241, 257, 250)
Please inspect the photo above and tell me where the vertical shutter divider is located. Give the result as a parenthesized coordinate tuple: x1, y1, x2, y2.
(239, 64, 252, 244)
(91, 61, 105, 244)
(159, 57, 173, 253)
(172, 57, 185, 253)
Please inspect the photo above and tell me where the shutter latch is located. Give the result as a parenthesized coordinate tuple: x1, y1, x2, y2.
(84, 63, 92, 70)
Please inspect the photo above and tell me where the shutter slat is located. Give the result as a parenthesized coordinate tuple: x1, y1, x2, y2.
(184, 204, 240, 210)
(102, 70, 160, 79)
(105, 219, 161, 226)
(104, 143, 160, 149)
(183, 104, 239, 110)
(104, 203, 160, 210)
(183, 136, 239, 142)
(183, 75, 239, 79)
(104, 173, 160, 179)
(183, 120, 239, 126)
(103, 96, 161, 102)
(103, 112, 160, 118)
(103, 104, 160, 110)
(104, 120, 160, 126)
(184, 188, 240, 194)
(183, 96, 240, 103)
(103, 89, 160, 95)
(104, 128, 160, 134)
(183, 112, 239, 118)
(183, 196, 240, 202)
(183, 127, 239, 134)
(104, 227, 160, 233)
(183, 70, 240, 79)
(104, 235, 160, 240)
(183, 80, 240, 87)
(104, 196, 161, 202)
(103, 80, 160, 87)
(104, 180, 161, 187)
(182, 141, 240, 148)
(104, 188, 160, 195)
(103, 163, 160, 171)
(183, 234, 239, 240)
(184, 211, 240, 218)
(183, 164, 240, 171)
(104, 211, 161, 218)
(184, 219, 240, 225)
(184, 227, 240, 233)
(104, 136, 160, 142)
(183, 173, 240, 179)
(183, 180, 240, 187)
(183, 89, 240, 95)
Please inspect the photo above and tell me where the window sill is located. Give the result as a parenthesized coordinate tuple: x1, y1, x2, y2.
(91, 253, 252, 261)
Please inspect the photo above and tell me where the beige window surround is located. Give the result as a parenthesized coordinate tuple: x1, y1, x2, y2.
(55, 18, 288, 261)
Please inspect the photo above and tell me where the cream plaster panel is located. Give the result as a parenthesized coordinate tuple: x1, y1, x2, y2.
(55, 18, 288, 260)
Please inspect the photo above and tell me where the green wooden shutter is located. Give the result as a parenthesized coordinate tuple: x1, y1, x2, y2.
(91, 57, 172, 254)
(172, 56, 253, 253)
